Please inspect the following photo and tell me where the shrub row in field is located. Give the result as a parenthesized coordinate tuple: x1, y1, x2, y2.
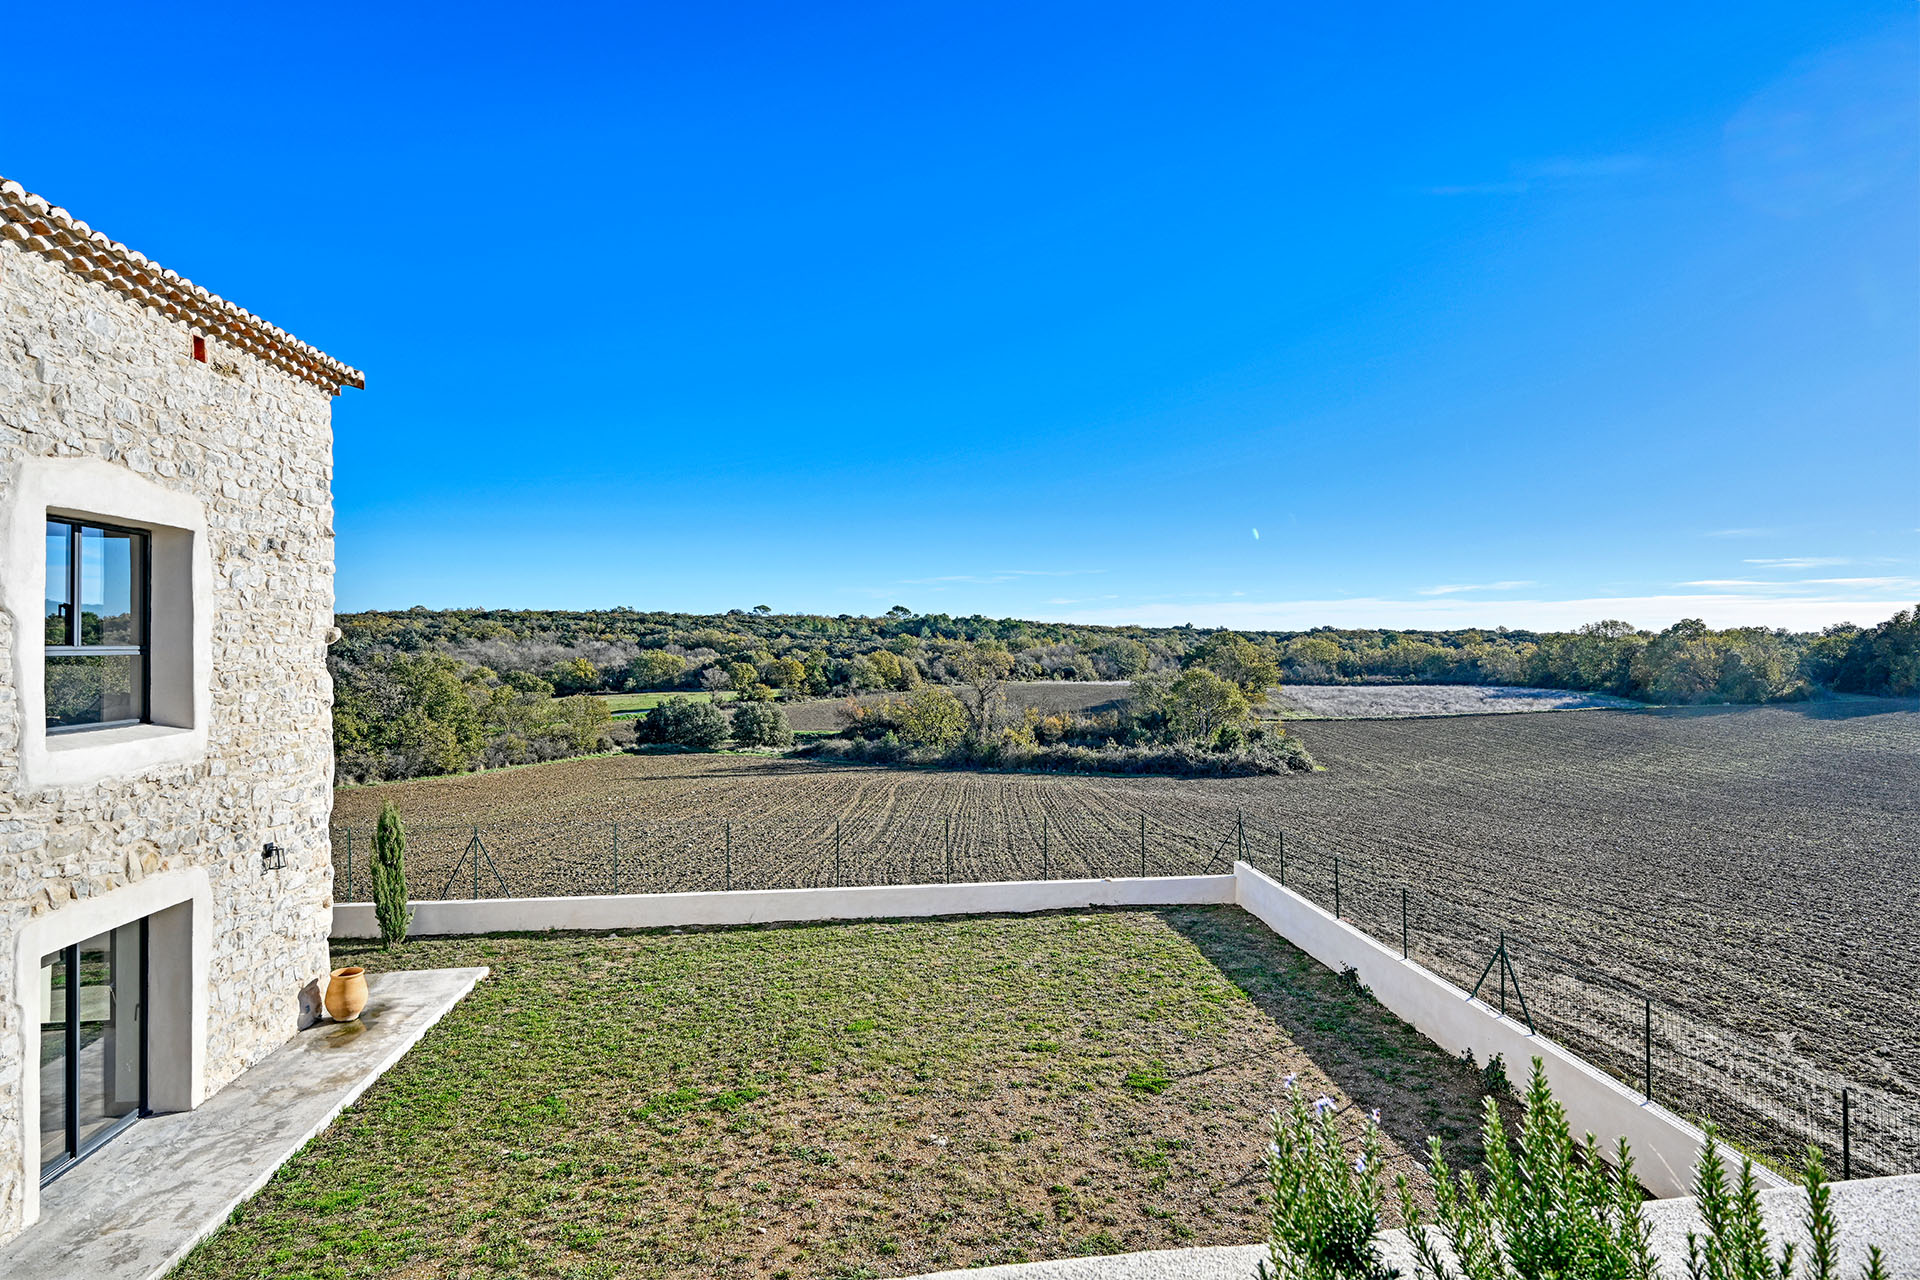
(803, 731, 1315, 777)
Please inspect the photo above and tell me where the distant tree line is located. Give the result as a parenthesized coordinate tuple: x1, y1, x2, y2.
(332, 603, 1169, 704)
(330, 604, 1919, 782)
(1269, 613, 1918, 703)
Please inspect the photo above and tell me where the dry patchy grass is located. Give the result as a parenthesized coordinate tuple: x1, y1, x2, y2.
(170, 908, 1500, 1280)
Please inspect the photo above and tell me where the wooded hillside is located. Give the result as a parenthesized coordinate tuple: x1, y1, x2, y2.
(329, 604, 1918, 782)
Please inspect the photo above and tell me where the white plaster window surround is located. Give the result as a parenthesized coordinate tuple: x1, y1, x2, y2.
(7, 868, 212, 1230)
(0, 456, 212, 790)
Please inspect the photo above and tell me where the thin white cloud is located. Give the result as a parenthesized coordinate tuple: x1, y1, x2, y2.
(1681, 575, 1920, 593)
(1424, 155, 1645, 199)
(1744, 556, 1851, 569)
(1418, 580, 1535, 596)
(1805, 576, 1920, 589)
(1705, 528, 1773, 539)
(1048, 593, 1913, 633)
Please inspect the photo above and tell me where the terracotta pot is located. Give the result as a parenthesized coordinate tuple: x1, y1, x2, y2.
(324, 966, 368, 1022)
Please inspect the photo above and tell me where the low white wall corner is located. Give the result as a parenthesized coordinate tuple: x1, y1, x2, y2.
(1230, 861, 1782, 1199)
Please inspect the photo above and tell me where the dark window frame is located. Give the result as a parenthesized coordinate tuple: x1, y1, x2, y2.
(39, 917, 150, 1186)
(44, 515, 153, 735)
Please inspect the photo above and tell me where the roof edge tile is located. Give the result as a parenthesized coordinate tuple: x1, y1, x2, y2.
(1, 175, 364, 395)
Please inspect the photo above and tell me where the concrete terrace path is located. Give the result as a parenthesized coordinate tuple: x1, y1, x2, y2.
(0, 966, 488, 1280)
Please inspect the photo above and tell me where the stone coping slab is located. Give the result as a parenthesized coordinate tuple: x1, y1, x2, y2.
(0, 966, 488, 1280)
(896, 1173, 1920, 1280)
(897, 1244, 1270, 1280)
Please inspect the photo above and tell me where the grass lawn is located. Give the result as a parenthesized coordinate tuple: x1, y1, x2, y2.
(172, 908, 1501, 1280)
(596, 690, 738, 716)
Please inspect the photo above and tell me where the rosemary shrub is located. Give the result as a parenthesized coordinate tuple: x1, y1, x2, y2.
(1683, 1133, 1889, 1280)
(1259, 1084, 1395, 1280)
(1402, 1059, 1656, 1279)
(1258, 1057, 1890, 1280)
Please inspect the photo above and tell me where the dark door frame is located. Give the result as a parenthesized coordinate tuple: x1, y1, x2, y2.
(39, 917, 148, 1186)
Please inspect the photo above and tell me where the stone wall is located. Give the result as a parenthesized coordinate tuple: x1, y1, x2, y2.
(0, 237, 338, 1239)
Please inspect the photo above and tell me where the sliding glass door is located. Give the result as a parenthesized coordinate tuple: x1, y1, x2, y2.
(39, 918, 147, 1183)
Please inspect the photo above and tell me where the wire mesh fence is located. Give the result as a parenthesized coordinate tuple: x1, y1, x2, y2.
(1231, 814, 1920, 1181)
(332, 808, 1919, 1180)
(332, 811, 1244, 905)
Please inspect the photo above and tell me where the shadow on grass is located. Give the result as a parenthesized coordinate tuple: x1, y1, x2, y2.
(1159, 905, 1508, 1179)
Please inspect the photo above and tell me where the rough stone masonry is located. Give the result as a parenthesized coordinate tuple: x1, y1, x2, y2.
(0, 177, 361, 1241)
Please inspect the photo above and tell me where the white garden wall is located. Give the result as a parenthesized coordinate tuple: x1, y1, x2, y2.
(331, 874, 1240, 938)
(1230, 861, 1783, 1198)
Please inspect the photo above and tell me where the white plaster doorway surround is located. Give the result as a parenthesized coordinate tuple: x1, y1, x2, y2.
(8, 868, 211, 1230)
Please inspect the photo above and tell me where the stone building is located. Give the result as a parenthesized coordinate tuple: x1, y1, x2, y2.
(0, 175, 361, 1241)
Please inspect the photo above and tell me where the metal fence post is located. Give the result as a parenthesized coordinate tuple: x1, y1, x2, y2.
(343, 828, 352, 901)
(1139, 814, 1147, 879)
(1644, 998, 1653, 1101)
(834, 819, 842, 887)
(945, 815, 952, 884)
(1842, 1088, 1852, 1180)
(1278, 830, 1286, 885)
(1237, 810, 1245, 864)
(472, 825, 480, 900)
(611, 822, 619, 895)
(1498, 931, 1508, 1018)
(1401, 888, 1408, 959)
(1333, 856, 1341, 918)
(1041, 816, 1049, 879)
(725, 821, 733, 892)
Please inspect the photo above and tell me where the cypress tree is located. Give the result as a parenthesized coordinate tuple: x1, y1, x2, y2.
(370, 801, 413, 948)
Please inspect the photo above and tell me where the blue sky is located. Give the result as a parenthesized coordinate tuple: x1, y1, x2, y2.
(9, 2, 1917, 631)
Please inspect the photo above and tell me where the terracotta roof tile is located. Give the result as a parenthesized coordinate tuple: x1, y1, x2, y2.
(1, 175, 364, 395)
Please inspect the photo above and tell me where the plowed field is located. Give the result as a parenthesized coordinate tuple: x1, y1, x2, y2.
(333, 698, 1920, 1174)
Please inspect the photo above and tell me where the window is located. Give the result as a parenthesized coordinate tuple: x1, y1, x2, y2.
(44, 518, 150, 732)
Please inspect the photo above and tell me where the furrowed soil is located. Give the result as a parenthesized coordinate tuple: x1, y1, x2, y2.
(334, 699, 1920, 1175)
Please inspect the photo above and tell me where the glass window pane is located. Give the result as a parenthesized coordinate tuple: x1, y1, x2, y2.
(46, 654, 145, 728)
(40, 951, 70, 1173)
(80, 527, 142, 647)
(45, 522, 71, 646)
(76, 925, 142, 1151)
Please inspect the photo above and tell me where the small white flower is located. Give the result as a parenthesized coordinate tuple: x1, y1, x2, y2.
(1283, 1072, 1298, 1090)
(1313, 1095, 1335, 1116)
(1355, 1154, 1368, 1173)
(1369, 1108, 1381, 1125)
(1266, 1142, 1281, 1159)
